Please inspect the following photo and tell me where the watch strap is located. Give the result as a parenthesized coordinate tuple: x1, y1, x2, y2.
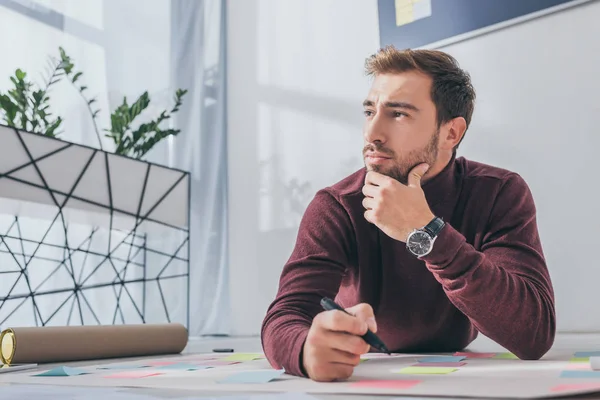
(423, 217, 445, 237)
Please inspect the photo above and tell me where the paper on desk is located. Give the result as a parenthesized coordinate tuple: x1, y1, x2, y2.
(104, 370, 163, 379)
(195, 360, 241, 367)
(454, 352, 496, 358)
(412, 362, 466, 367)
(156, 363, 211, 371)
(350, 379, 420, 389)
(222, 353, 265, 362)
(394, 366, 457, 375)
(217, 369, 285, 384)
(552, 383, 600, 392)
(417, 356, 465, 363)
(560, 370, 600, 378)
(493, 352, 519, 359)
(34, 366, 88, 376)
(97, 364, 151, 369)
(0, 384, 167, 399)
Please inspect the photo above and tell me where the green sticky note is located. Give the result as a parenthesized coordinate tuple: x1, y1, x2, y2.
(222, 353, 265, 362)
(395, 366, 457, 375)
(35, 366, 88, 376)
(570, 357, 590, 363)
(493, 352, 518, 359)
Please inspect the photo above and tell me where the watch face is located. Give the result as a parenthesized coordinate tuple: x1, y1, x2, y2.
(407, 230, 433, 256)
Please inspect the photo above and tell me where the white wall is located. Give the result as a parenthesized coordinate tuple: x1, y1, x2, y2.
(227, 0, 600, 335)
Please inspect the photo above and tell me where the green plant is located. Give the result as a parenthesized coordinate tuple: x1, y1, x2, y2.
(0, 47, 188, 160)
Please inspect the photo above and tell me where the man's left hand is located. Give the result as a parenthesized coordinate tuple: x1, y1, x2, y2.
(362, 163, 435, 242)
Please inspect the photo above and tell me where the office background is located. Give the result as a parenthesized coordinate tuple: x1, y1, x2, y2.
(0, 0, 597, 339)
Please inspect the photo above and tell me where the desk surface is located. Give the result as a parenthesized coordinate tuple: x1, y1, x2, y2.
(3, 333, 600, 399)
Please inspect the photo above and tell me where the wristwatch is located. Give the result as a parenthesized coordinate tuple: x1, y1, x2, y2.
(406, 216, 446, 258)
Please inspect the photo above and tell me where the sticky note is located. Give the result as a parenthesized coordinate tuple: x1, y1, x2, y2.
(35, 366, 88, 376)
(575, 351, 600, 358)
(566, 363, 591, 370)
(493, 352, 518, 359)
(570, 357, 590, 363)
(156, 363, 210, 371)
(146, 361, 178, 366)
(417, 356, 465, 363)
(350, 379, 421, 389)
(412, 362, 466, 367)
(222, 353, 265, 362)
(97, 364, 150, 369)
(104, 371, 162, 379)
(552, 383, 600, 392)
(560, 370, 600, 379)
(218, 369, 285, 384)
(394, 366, 457, 375)
(454, 352, 496, 359)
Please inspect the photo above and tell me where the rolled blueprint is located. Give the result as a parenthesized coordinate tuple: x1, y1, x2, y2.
(0, 323, 188, 364)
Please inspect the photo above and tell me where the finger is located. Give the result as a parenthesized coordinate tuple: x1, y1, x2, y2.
(362, 196, 376, 210)
(346, 303, 377, 332)
(324, 347, 362, 366)
(325, 331, 371, 355)
(407, 163, 430, 188)
(317, 310, 368, 336)
(365, 170, 390, 187)
(364, 209, 375, 224)
(362, 184, 378, 198)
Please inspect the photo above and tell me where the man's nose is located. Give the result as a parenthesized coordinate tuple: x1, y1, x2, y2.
(364, 113, 387, 143)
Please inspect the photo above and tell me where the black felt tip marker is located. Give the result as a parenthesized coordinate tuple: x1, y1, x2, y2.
(320, 297, 391, 355)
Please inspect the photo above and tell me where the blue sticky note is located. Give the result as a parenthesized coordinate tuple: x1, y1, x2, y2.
(217, 369, 285, 384)
(560, 370, 600, 378)
(417, 356, 466, 363)
(157, 363, 211, 371)
(35, 366, 88, 376)
(575, 351, 600, 358)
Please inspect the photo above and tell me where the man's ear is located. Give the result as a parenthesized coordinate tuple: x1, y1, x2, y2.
(441, 117, 467, 150)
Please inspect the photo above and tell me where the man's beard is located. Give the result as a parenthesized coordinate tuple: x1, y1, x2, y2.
(363, 129, 439, 185)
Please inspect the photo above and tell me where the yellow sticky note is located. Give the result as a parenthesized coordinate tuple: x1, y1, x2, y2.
(395, 366, 457, 375)
(493, 352, 518, 359)
(395, 0, 415, 26)
(222, 353, 264, 362)
(570, 357, 590, 363)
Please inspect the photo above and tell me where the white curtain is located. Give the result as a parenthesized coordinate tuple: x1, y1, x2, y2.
(0, 0, 228, 336)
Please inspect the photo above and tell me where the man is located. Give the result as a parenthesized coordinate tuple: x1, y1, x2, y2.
(261, 46, 555, 382)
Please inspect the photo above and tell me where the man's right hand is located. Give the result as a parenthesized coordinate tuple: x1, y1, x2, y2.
(302, 303, 377, 382)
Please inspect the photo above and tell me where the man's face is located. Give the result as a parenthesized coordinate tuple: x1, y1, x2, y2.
(362, 71, 440, 185)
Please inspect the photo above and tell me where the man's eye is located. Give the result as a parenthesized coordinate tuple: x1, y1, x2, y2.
(364, 110, 374, 117)
(394, 111, 406, 118)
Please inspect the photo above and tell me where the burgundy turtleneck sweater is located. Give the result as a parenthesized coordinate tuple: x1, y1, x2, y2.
(261, 156, 556, 377)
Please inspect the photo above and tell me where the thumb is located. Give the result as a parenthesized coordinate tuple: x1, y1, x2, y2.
(408, 163, 430, 188)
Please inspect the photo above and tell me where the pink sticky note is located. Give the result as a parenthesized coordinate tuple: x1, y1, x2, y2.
(412, 362, 466, 367)
(147, 361, 178, 366)
(551, 383, 600, 393)
(351, 380, 421, 389)
(104, 371, 162, 379)
(566, 363, 592, 370)
(454, 352, 496, 359)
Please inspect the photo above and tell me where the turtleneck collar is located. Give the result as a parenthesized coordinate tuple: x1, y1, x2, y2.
(421, 153, 460, 208)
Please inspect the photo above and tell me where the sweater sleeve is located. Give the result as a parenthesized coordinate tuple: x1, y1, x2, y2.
(422, 173, 556, 359)
(261, 189, 355, 377)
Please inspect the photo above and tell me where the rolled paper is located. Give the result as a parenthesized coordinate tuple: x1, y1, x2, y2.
(0, 323, 188, 365)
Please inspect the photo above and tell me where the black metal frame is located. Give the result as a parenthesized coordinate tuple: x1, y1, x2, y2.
(0, 126, 190, 329)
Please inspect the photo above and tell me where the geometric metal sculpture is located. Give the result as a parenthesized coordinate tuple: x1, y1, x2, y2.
(0, 124, 190, 329)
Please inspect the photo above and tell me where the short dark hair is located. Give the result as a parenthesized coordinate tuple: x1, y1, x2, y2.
(365, 45, 476, 149)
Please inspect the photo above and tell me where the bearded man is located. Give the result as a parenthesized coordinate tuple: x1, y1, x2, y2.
(260, 46, 556, 382)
